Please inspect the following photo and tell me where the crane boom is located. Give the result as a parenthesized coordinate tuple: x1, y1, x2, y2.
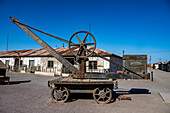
(10, 16, 78, 73)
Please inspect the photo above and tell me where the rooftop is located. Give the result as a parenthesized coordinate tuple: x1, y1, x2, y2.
(0, 47, 122, 58)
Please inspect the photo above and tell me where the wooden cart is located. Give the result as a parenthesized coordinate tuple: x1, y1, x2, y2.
(0, 60, 10, 85)
(48, 77, 115, 104)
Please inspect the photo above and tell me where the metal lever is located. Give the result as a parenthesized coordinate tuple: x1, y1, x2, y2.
(10, 16, 78, 73)
(10, 16, 70, 44)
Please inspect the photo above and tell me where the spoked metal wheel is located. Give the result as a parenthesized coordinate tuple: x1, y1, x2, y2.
(51, 87, 69, 103)
(69, 31, 96, 58)
(93, 87, 112, 104)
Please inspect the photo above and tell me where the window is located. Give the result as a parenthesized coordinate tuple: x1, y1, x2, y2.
(20, 60, 23, 66)
(14, 58, 23, 66)
(48, 61, 54, 68)
(65, 58, 74, 65)
(14, 58, 19, 66)
(29, 60, 34, 67)
(89, 61, 97, 69)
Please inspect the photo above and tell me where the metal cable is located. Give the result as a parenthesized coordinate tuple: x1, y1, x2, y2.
(12, 19, 70, 44)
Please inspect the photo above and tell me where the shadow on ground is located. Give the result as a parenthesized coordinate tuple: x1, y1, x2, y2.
(115, 88, 151, 95)
(0, 80, 31, 85)
(67, 88, 151, 103)
(67, 93, 93, 102)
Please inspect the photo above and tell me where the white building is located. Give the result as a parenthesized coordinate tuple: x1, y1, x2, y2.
(152, 63, 159, 69)
(0, 47, 122, 76)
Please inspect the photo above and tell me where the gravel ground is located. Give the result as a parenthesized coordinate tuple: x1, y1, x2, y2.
(0, 70, 170, 113)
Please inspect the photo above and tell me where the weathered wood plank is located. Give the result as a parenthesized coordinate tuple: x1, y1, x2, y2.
(50, 77, 114, 85)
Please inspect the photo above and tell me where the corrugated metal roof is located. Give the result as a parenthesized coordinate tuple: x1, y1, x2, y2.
(0, 60, 6, 69)
(0, 47, 121, 58)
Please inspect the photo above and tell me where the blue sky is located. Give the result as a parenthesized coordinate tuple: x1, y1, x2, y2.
(0, 0, 170, 63)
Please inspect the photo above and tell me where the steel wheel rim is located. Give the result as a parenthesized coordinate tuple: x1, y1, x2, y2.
(69, 31, 96, 57)
(93, 87, 112, 104)
(51, 87, 69, 103)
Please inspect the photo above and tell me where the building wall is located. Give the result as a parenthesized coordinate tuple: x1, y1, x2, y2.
(21, 57, 41, 67)
(39, 57, 62, 73)
(155, 64, 159, 69)
(0, 57, 15, 70)
(0, 57, 62, 75)
(0, 58, 14, 66)
(86, 57, 111, 73)
(0, 55, 122, 75)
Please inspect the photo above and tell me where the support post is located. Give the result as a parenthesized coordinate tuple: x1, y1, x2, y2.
(151, 71, 153, 81)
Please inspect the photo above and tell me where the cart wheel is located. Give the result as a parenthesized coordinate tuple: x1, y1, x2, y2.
(93, 87, 112, 104)
(51, 87, 69, 103)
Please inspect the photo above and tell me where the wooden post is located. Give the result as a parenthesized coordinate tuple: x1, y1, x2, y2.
(151, 71, 153, 81)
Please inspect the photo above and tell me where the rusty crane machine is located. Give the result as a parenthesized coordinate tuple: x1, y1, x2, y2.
(10, 16, 145, 104)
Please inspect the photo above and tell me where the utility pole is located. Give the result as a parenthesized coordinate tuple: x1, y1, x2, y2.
(123, 50, 125, 73)
(150, 56, 151, 71)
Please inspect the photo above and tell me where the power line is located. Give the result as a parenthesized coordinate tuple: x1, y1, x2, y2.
(127, 50, 170, 53)
(115, 50, 170, 54)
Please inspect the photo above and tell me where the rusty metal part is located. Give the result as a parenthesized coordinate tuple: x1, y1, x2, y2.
(10, 16, 78, 73)
(73, 49, 87, 78)
(51, 87, 69, 103)
(73, 71, 85, 78)
(69, 31, 96, 78)
(93, 87, 112, 104)
(68, 31, 96, 58)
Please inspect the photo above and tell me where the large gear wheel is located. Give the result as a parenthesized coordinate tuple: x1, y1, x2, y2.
(69, 31, 96, 57)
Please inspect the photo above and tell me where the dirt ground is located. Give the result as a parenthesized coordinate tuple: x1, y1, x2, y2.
(0, 70, 170, 113)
